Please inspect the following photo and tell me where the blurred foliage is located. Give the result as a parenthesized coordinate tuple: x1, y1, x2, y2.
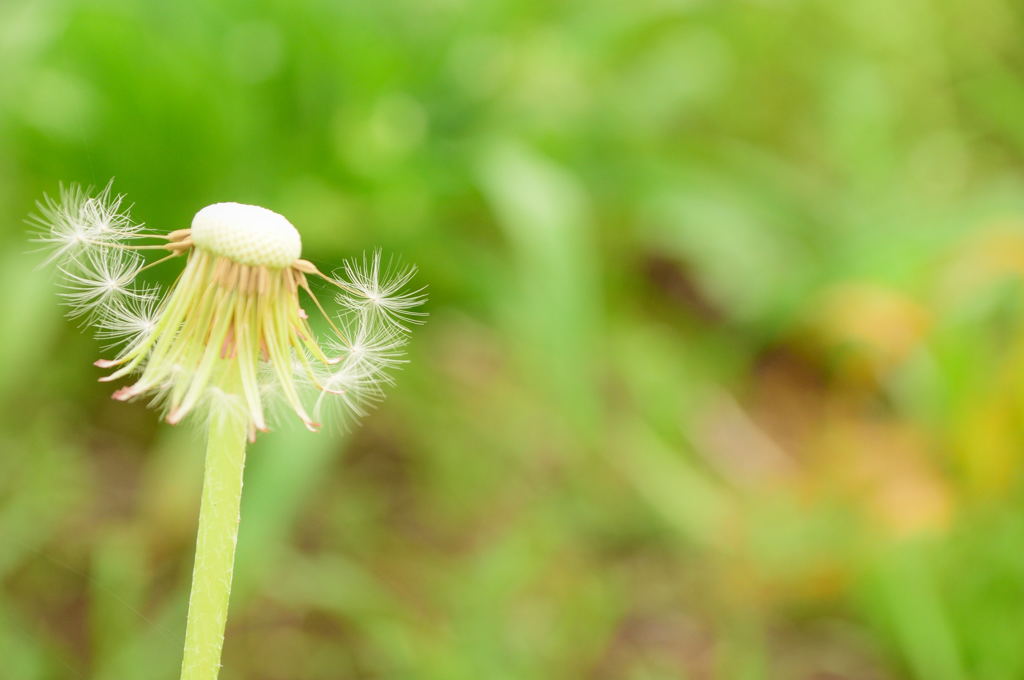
(6, 0, 1024, 678)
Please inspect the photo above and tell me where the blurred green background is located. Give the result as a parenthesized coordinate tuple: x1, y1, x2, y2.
(5, 0, 1024, 678)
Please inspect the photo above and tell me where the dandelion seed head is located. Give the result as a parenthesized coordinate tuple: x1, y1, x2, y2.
(34, 182, 425, 436)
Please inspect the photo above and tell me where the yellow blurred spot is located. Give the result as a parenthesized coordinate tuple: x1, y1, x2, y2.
(809, 283, 929, 384)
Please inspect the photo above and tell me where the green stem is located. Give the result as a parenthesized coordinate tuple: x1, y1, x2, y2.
(180, 415, 248, 680)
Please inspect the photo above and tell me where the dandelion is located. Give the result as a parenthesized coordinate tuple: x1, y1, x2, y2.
(31, 183, 425, 680)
